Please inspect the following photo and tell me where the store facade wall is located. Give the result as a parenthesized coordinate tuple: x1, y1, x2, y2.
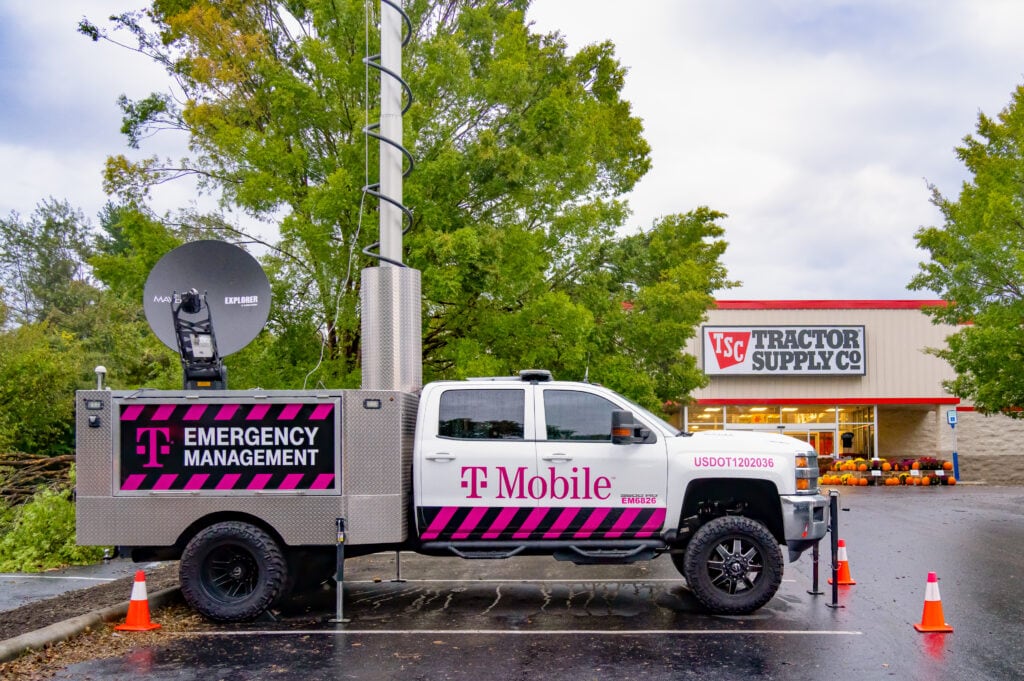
(678, 300, 1024, 484)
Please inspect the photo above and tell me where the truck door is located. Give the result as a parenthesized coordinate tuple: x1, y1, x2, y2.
(415, 384, 537, 542)
(534, 387, 668, 541)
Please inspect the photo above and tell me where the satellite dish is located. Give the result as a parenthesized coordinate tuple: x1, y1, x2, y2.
(143, 240, 271, 356)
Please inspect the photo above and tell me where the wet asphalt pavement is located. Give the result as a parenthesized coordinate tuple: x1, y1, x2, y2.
(38, 486, 1024, 680)
(0, 558, 161, 613)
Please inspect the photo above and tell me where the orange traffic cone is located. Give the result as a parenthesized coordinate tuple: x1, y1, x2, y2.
(115, 570, 162, 631)
(828, 538, 856, 585)
(913, 571, 953, 633)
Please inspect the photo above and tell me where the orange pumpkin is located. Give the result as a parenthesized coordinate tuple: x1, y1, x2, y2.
(881, 462, 892, 472)
(859, 477, 869, 486)
(921, 476, 932, 486)
(942, 461, 953, 471)
(947, 477, 957, 486)
(911, 462, 921, 470)
(858, 463, 868, 472)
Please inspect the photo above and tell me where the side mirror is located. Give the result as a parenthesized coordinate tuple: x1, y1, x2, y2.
(612, 410, 650, 444)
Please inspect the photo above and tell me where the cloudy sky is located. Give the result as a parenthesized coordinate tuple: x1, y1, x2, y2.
(2, 1, 1023, 300)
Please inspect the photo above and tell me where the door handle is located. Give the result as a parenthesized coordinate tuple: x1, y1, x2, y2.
(425, 454, 455, 462)
(541, 455, 572, 463)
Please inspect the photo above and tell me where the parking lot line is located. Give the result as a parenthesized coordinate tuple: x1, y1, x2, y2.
(190, 629, 861, 637)
(347, 578, 798, 584)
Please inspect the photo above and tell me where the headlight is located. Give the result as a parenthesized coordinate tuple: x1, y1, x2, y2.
(795, 451, 819, 495)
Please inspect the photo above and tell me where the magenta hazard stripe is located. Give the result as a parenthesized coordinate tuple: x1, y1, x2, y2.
(544, 507, 580, 539)
(152, 404, 175, 421)
(215, 404, 239, 420)
(452, 507, 488, 540)
(310, 404, 333, 420)
(635, 508, 667, 537)
(482, 507, 519, 539)
(421, 507, 457, 540)
(574, 507, 611, 539)
(280, 473, 304, 490)
(153, 474, 178, 490)
(184, 474, 209, 490)
(310, 473, 335, 490)
(279, 404, 302, 420)
(121, 474, 146, 491)
(246, 404, 270, 420)
(216, 473, 241, 490)
(248, 474, 272, 490)
(606, 508, 641, 539)
(121, 405, 144, 421)
(183, 405, 207, 421)
(513, 507, 549, 539)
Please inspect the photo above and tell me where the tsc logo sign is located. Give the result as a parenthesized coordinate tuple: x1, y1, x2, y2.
(708, 331, 751, 369)
(703, 325, 866, 375)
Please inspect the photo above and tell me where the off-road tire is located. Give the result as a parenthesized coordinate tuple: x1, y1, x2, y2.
(180, 521, 287, 622)
(680, 515, 783, 615)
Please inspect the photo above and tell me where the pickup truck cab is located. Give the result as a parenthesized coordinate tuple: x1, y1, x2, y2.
(413, 371, 828, 614)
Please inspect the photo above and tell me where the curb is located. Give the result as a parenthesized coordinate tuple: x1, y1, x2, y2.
(0, 586, 182, 664)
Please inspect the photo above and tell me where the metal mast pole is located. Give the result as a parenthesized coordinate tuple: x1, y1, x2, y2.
(361, 1, 422, 393)
(379, 0, 403, 265)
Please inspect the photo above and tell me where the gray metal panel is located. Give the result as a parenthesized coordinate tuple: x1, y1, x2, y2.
(75, 391, 114, 497)
(341, 390, 418, 542)
(76, 495, 347, 546)
(361, 266, 422, 392)
(76, 388, 418, 548)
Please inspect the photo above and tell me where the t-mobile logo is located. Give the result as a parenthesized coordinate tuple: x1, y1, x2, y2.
(135, 427, 172, 468)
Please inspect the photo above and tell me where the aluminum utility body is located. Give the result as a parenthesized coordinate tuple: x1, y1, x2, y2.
(76, 370, 828, 622)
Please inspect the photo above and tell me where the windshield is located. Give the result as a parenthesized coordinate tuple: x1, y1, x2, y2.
(618, 394, 681, 436)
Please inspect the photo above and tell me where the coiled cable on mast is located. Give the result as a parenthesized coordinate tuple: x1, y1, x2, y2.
(362, 0, 414, 267)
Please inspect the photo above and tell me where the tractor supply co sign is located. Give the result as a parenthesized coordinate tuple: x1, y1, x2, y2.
(116, 400, 338, 494)
(702, 325, 866, 375)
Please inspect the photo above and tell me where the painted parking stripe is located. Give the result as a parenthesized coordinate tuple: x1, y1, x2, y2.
(191, 629, 862, 637)
(344, 578, 798, 584)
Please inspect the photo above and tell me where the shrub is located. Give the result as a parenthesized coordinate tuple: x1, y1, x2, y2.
(0, 485, 105, 572)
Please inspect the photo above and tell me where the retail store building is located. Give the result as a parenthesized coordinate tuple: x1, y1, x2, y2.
(674, 300, 1024, 484)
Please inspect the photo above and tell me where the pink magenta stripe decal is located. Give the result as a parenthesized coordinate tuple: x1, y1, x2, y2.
(310, 404, 333, 420)
(153, 474, 178, 490)
(311, 473, 335, 490)
(452, 507, 488, 540)
(121, 474, 146, 491)
(482, 507, 519, 539)
(635, 508, 667, 538)
(184, 474, 209, 490)
(246, 404, 270, 420)
(152, 404, 175, 421)
(544, 507, 581, 539)
(248, 474, 272, 490)
(513, 507, 549, 540)
(280, 473, 304, 490)
(121, 405, 144, 421)
(606, 508, 641, 539)
(421, 507, 457, 540)
(216, 473, 241, 490)
(279, 404, 302, 420)
(215, 404, 239, 420)
(183, 405, 207, 421)
(574, 507, 611, 539)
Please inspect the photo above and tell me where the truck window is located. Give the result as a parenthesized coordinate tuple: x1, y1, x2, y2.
(438, 389, 525, 440)
(543, 390, 616, 441)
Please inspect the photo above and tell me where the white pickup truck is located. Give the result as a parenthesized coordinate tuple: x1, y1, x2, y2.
(76, 369, 828, 621)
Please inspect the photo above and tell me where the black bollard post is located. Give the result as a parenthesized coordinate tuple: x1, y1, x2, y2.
(807, 540, 824, 596)
(826, 490, 843, 609)
(329, 517, 350, 624)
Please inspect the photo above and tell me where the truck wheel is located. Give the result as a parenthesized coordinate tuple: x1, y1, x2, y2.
(180, 521, 287, 622)
(680, 515, 783, 615)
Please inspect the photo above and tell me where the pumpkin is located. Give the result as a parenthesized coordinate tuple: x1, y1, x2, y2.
(858, 464, 868, 472)
(911, 462, 921, 470)
(947, 476, 957, 485)
(921, 476, 932, 486)
(881, 462, 892, 472)
(859, 477, 869, 486)
(942, 461, 953, 471)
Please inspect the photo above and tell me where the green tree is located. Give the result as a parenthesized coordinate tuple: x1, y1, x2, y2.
(910, 83, 1024, 414)
(81, 0, 731, 406)
(0, 199, 97, 331)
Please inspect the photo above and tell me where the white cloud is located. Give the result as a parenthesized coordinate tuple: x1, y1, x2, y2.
(528, 0, 1024, 299)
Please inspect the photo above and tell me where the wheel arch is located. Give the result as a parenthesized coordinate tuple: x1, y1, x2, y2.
(679, 477, 785, 544)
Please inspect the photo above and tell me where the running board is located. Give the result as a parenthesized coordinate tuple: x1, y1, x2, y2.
(446, 545, 527, 560)
(554, 544, 657, 565)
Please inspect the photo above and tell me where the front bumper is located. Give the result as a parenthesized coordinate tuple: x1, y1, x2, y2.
(780, 493, 829, 562)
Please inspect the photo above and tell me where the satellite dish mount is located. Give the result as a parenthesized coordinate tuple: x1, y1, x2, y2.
(171, 288, 226, 390)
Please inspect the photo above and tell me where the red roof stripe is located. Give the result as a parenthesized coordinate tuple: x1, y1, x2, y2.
(713, 300, 947, 310)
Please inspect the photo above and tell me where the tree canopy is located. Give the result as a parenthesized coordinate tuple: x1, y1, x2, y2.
(910, 83, 1024, 415)
(73, 0, 734, 411)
